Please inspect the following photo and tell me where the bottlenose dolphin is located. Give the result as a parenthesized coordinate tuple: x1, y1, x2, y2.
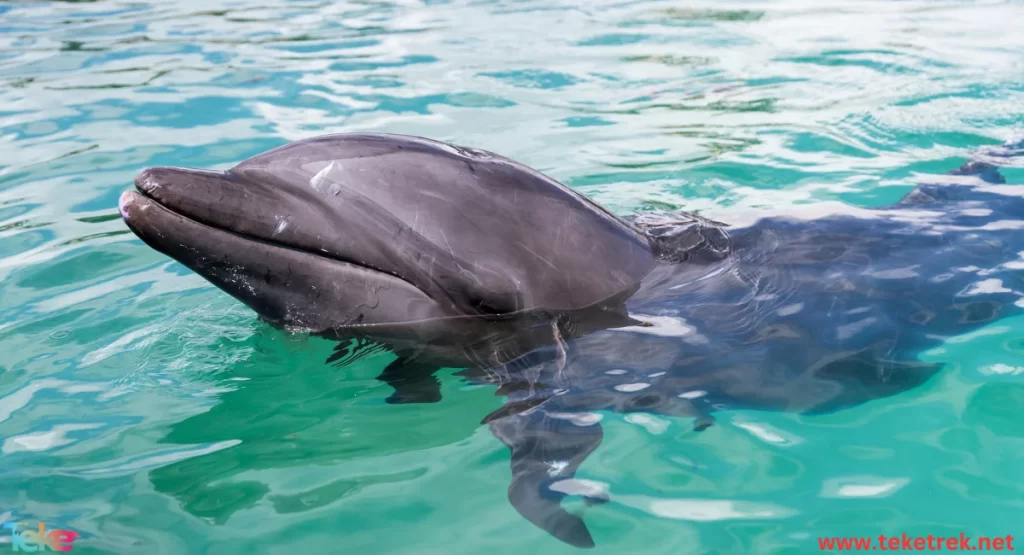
(120, 133, 1024, 547)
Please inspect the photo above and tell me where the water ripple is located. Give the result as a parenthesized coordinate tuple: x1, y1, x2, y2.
(1, 0, 1024, 552)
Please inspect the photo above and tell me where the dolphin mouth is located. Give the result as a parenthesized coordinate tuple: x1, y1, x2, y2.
(119, 176, 464, 330)
(119, 187, 282, 255)
(118, 170, 419, 290)
(118, 188, 332, 268)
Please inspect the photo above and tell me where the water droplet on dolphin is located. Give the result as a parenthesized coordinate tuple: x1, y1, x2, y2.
(272, 217, 289, 237)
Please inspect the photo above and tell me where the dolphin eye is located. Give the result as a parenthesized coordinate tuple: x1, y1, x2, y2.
(474, 299, 505, 315)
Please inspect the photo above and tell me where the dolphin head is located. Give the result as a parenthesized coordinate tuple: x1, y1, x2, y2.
(120, 133, 655, 333)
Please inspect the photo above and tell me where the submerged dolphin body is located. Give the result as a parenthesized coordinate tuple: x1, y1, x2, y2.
(120, 134, 1024, 547)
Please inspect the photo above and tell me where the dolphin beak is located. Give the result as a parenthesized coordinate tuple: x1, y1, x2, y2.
(118, 172, 455, 331)
(119, 189, 166, 238)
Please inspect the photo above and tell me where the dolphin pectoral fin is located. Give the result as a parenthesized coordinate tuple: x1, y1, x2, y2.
(326, 341, 441, 403)
(326, 337, 386, 367)
(509, 485, 594, 549)
(377, 357, 442, 404)
(488, 409, 604, 548)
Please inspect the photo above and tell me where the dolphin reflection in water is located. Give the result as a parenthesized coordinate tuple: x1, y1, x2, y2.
(120, 134, 1024, 547)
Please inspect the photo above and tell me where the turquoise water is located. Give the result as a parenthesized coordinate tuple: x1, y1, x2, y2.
(2, 0, 1024, 553)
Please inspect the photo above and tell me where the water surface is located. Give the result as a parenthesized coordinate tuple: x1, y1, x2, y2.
(1, 0, 1023, 553)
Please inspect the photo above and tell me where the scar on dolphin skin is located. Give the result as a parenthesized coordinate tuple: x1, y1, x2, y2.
(120, 133, 1024, 547)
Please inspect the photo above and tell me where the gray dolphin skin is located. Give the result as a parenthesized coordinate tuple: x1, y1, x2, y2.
(120, 134, 652, 331)
(120, 133, 1024, 548)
